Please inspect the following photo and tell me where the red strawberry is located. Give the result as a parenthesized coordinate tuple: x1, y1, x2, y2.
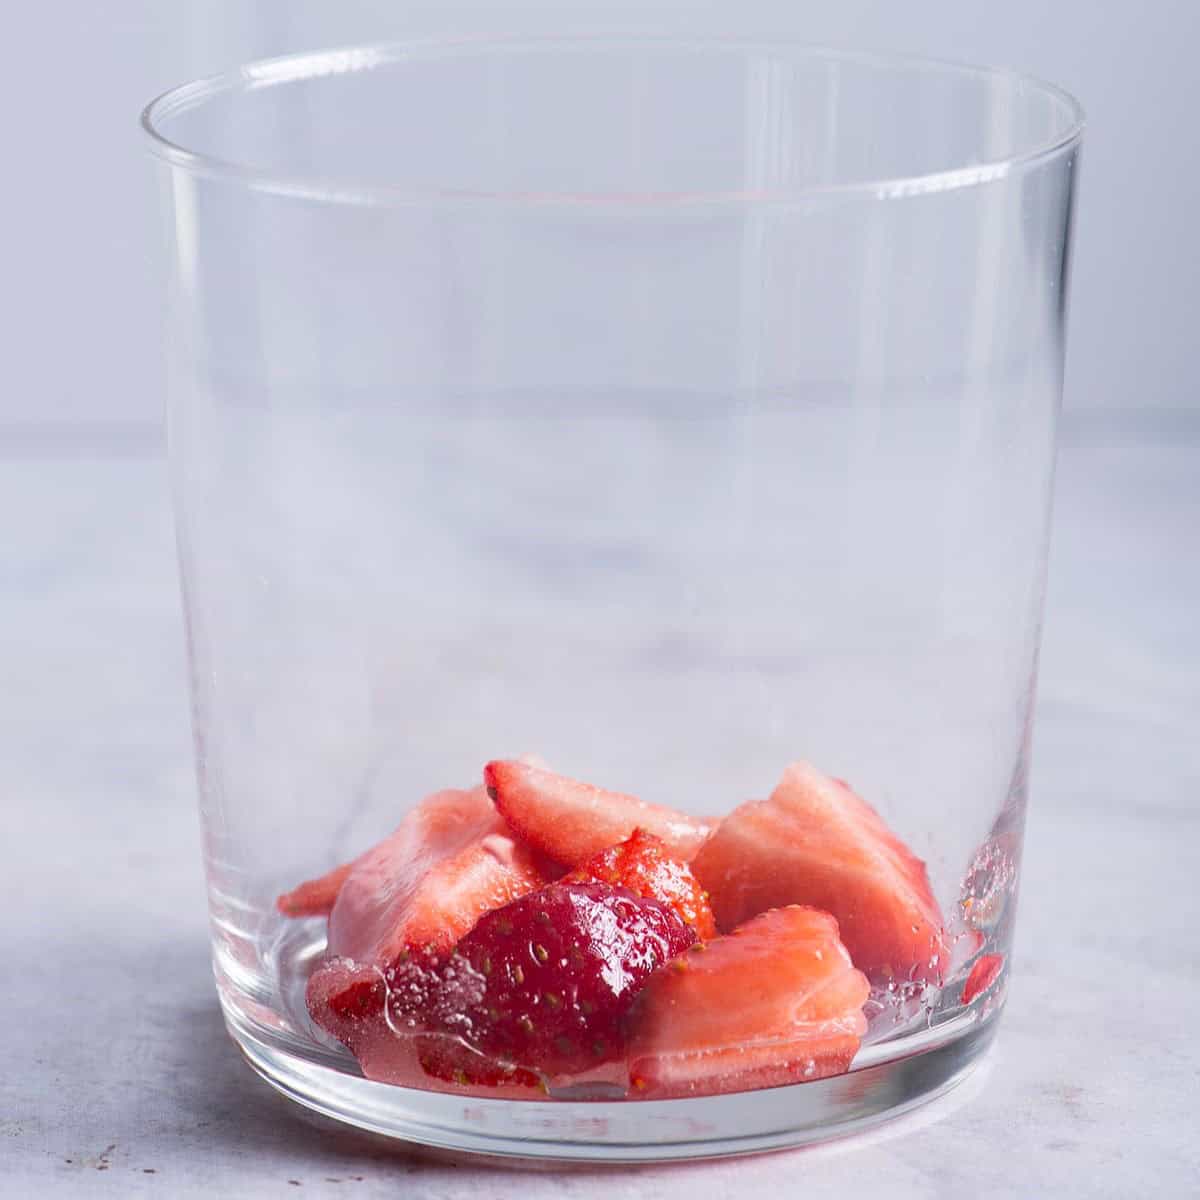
(308, 882, 696, 1089)
(307, 947, 475, 1052)
(307, 954, 544, 1094)
(424, 882, 696, 1081)
(306, 958, 388, 1047)
(276, 862, 354, 918)
(305, 953, 548, 1093)
(564, 829, 717, 939)
(692, 762, 947, 984)
(484, 760, 711, 866)
(625, 906, 869, 1099)
(301, 784, 548, 1060)
(325, 785, 546, 963)
(961, 953, 1004, 1004)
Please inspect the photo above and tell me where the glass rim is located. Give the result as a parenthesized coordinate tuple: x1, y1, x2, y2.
(141, 35, 1086, 207)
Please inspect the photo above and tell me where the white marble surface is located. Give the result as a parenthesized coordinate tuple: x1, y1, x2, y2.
(3, 431, 1198, 1197)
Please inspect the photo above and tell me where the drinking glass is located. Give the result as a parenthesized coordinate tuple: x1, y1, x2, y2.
(143, 38, 1083, 1160)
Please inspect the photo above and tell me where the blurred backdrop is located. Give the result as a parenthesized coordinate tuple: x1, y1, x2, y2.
(1, 0, 1197, 440)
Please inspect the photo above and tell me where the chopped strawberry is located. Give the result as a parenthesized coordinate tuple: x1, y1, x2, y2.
(309, 947, 464, 1035)
(305, 953, 546, 1093)
(299, 784, 548, 1055)
(308, 947, 485, 1048)
(625, 906, 869, 1099)
(276, 862, 354, 918)
(432, 882, 695, 1081)
(307, 883, 696, 1089)
(324, 785, 547, 963)
(306, 957, 388, 1048)
(961, 953, 1004, 1004)
(692, 762, 947, 984)
(484, 760, 711, 866)
(308, 881, 695, 1088)
(564, 829, 717, 939)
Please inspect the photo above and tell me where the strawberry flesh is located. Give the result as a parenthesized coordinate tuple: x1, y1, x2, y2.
(309, 878, 700, 1094)
(961, 953, 1004, 1004)
(433, 882, 697, 1079)
(297, 783, 549, 1063)
(324, 785, 546, 963)
(295, 759, 952, 1098)
(485, 760, 711, 866)
(564, 829, 717, 939)
(625, 906, 869, 1099)
(276, 862, 354, 918)
(309, 881, 696, 1089)
(692, 762, 947, 984)
(306, 953, 550, 1093)
(306, 958, 387, 1048)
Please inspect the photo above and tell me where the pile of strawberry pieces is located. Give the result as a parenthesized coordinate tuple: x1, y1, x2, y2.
(279, 758, 956, 1100)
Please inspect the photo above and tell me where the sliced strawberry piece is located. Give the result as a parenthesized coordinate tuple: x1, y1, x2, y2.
(326, 785, 546, 963)
(276, 862, 354, 918)
(625, 906, 869, 1099)
(961, 953, 1004, 1004)
(305, 954, 547, 1093)
(300, 784, 550, 1077)
(564, 829, 717, 939)
(308, 948, 488, 1050)
(432, 882, 695, 1081)
(306, 957, 389, 1049)
(450, 882, 696, 1079)
(692, 762, 947, 984)
(279, 758, 557, 929)
(484, 760, 711, 866)
(309, 881, 696, 1090)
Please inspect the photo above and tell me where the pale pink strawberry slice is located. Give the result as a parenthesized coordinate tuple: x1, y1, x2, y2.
(276, 862, 354, 918)
(277, 761, 555, 927)
(484, 760, 711, 866)
(625, 906, 869, 1099)
(692, 762, 947, 984)
(325, 785, 546, 963)
(961, 953, 1004, 1004)
(294, 782, 550, 1077)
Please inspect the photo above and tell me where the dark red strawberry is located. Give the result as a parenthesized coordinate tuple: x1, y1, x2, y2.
(625, 906, 870, 1099)
(484, 760, 711, 865)
(961, 953, 1004, 1004)
(564, 829, 717, 939)
(423, 882, 697, 1081)
(692, 761, 947, 984)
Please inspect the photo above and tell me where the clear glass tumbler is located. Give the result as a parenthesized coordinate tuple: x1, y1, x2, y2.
(143, 39, 1083, 1160)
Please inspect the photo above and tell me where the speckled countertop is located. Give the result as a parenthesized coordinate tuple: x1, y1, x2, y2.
(3, 432, 1197, 1198)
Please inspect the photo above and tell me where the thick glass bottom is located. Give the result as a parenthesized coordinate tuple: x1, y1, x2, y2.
(220, 985, 999, 1162)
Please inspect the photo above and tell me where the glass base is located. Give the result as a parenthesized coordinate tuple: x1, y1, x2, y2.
(220, 984, 999, 1162)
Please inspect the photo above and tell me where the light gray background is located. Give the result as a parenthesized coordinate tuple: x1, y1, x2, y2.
(1, 0, 1198, 435)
